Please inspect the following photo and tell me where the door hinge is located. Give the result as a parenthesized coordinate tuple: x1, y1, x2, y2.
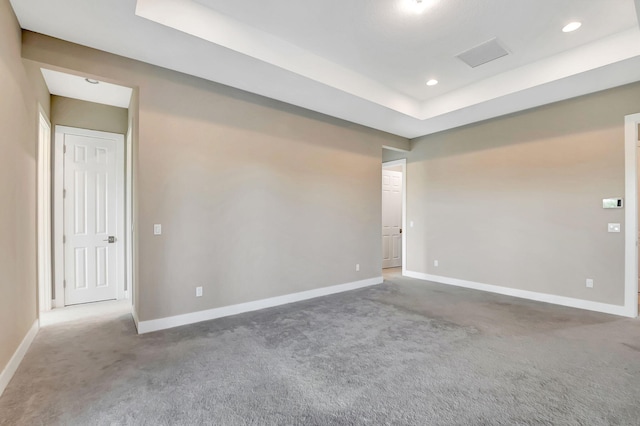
(63, 280, 66, 289)
(63, 145, 67, 154)
(63, 188, 66, 198)
(63, 235, 66, 244)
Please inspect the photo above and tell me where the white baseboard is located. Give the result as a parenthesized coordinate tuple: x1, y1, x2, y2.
(131, 307, 139, 333)
(404, 270, 633, 318)
(0, 320, 39, 397)
(137, 276, 383, 334)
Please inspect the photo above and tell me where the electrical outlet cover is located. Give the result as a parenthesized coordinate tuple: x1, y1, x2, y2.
(608, 223, 621, 233)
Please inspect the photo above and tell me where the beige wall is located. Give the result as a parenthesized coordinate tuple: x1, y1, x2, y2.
(386, 83, 640, 306)
(382, 140, 410, 152)
(0, 1, 49, 375)
(23, 60, 50, 114)
(51, 96, 128, 135)
(22, 31, 407, 322)
(384, 165, 403, 173)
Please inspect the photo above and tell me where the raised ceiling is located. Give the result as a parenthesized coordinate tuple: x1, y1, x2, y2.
(10, 0, 640, 138)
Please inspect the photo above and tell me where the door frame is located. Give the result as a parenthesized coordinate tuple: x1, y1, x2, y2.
(37, 106, 52, 312)
(624, 113, 640, 318)
(53, 126, 127, 308)
(382, 159, 407, 275)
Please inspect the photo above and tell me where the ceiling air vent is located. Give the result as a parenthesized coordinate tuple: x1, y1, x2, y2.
(456, 38, 509, 68)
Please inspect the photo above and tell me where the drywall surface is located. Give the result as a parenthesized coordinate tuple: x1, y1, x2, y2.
(51, 95, 128, 135)
(22, 31, 407, 322)
(0, 2, 44, 374)
(382, 139, 410, 152)
(404, 83, 640, 305)
(22, 59, 50, 115)
(383, 164, 403, 173)
(383, 148, 408, 163)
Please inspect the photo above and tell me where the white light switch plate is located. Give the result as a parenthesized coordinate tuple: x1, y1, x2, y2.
(608, 223, 621, 233)
(196, 286, 203, 297)
(154, 224, 162, 235)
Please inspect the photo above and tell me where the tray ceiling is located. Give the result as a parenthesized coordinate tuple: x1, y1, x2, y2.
(11, 0, 640, 138)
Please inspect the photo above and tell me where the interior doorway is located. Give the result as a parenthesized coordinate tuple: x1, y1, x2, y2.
(32, 68, 137, 333)
(382, 159, 406, 272)
(54, 127, 126, 306)
(624, 113, 640, 318)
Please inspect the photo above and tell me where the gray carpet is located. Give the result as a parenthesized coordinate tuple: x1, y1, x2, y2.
(2, 271, 640, 425)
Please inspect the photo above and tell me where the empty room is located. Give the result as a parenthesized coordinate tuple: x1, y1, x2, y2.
(2, 0, 640, 424)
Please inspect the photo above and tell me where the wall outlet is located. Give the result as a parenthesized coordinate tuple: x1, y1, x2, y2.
(153, 224, 162, 235)
(434, 260, 439, 267)
(356, 264, 360, 272)
(586, 279, 594, 288)
(196, 286, 203, 297)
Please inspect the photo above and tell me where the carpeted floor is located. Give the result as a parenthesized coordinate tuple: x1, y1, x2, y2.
(2, 270, 640, 425)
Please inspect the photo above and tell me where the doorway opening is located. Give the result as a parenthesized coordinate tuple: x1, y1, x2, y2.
(54, 127, 125, 307)
(37, 68, 135, 321)
(382, 159, 406, 276)
(624, 113, 640, 318)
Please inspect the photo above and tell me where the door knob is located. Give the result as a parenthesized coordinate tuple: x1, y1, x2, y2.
(104, 236, 116, 243)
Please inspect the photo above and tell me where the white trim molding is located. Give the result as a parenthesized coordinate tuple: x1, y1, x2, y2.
(624, 113, 640, 318)
(0, 320, 39, 397)
(137, 276, 383, 334)
(382, 144, 410, 153)
(37, 107, 52, 313)
(405, 270, 633, 318)
(131, 307, 140, 332)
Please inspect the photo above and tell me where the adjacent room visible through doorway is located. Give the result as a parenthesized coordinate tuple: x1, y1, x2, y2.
(39, 68, 135, 318)
(382, 159, 406, 272)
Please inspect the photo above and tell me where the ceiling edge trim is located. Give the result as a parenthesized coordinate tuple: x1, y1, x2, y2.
(135, 0, 422, 118)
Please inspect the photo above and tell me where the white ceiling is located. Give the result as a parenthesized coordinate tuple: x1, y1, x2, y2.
(193, 0, 638, 101)
(10, 0, 640, 138)
(41, 69, 133, 109)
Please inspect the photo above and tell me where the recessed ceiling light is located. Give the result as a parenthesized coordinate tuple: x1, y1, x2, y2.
(85, 78, 100, 85)
(426, 79, 438, 86)
(562, 22, 582, 33)
(400, 0, 439, 14)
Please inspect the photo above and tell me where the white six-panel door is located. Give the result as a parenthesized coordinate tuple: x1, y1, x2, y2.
(382, 169, 403, 269)
(63, 130, 122, 305)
